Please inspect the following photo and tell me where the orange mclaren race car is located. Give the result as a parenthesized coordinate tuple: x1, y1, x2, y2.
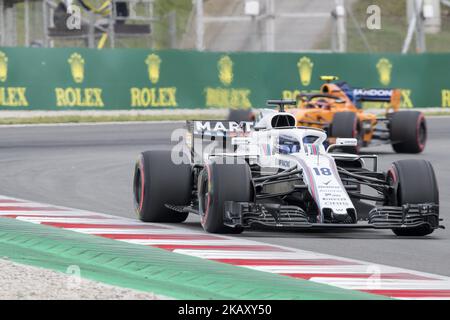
(286, 76, 427, 153)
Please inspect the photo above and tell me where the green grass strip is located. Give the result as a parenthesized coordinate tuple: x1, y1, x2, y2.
(0, 217, 384, 300)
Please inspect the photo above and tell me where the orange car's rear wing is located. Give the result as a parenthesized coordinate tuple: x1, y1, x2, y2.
(351, 88, 401, 111)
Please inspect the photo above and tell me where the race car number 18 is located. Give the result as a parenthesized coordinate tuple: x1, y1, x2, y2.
(313, 167, 332, 176)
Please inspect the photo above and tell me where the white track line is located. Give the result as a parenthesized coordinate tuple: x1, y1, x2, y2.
(66, 228, 214, 234)
(312, 279, 450, 290)
(119, 239, 246, 246)
(15, 217, 140, 224)
(0, 211, 102, 217)
(174, 250, 332, 260)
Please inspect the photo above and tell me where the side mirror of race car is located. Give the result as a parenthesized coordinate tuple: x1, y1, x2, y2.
(327, 138, 358, 153)
(231, 137, 252, 145)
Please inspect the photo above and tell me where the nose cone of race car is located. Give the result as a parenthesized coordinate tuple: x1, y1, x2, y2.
(332, 212, 352, 223)
(323, 208, 355, 224)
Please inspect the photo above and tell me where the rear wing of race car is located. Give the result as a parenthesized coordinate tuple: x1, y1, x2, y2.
(185, 120, 254, 164)
(345, 88, 401, 110)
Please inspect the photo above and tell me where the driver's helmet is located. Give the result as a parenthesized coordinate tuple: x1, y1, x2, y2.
(277, 134, 301, 154)
(315, 98, 330, 109)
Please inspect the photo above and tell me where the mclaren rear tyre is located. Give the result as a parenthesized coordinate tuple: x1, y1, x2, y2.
(388, 159, 439, 236)
(228, 109, 254, 122)
(331, 112, 362, 154)
(389, 111, 426, 154)
(133, 150, 191, 223)
(198, 159, 253, 234)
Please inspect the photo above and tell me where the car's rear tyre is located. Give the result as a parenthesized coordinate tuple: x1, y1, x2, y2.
(198, 159, 253, 234)
(388, 159, 439, 236)
(133, 150, 191, 223)
(389, 111, 426, 153)
(331, 112, 362, 153)
(228, 109, 254, 122)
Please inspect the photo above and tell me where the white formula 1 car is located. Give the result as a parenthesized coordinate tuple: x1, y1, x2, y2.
(133, 100, 443, 236)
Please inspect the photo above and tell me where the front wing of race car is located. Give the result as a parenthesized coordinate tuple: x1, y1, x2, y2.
(223, 201, 442, 231)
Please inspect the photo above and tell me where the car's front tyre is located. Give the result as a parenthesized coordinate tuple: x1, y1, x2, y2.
(198, 159, 253, 234)
(387, 159, 439, 236)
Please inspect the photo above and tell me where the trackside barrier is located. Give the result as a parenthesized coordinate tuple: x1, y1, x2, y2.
(0, 47, 449, 110)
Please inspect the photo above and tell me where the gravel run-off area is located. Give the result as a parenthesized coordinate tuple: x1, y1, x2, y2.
(0, 259, 168, 300)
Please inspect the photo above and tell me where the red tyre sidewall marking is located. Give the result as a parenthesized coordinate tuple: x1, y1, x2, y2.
(200, 165, 211, 226)
(138, 157, 145, 212)
(388, 165, 397, 182)
(387, 166, 398, 205)
(352, 116, 361, 153)
(352, 116, 357, 138)
(416, 113, 426, 151)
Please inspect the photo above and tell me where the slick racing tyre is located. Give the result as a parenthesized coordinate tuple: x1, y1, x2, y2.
(227, 109, 254, 122)
(389, 111, 426, 153)
(198, 159, 253, 234)
(388, 159, 439, 236)
(331, 112, 362, 153)
(133, 150, 191, 223)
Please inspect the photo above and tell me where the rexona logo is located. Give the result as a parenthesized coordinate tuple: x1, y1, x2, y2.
(0, 51, 29, 107)
(204, 55, 252, 109)
(130, 53, 177, 108)
(282, 56, 315, 101)
(55, 53, 104, 107)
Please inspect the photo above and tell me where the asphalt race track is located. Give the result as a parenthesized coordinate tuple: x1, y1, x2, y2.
(0, 118, 449, 276)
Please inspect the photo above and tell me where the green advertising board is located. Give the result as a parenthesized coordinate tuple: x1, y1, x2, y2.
(0, 47, 449, 110)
